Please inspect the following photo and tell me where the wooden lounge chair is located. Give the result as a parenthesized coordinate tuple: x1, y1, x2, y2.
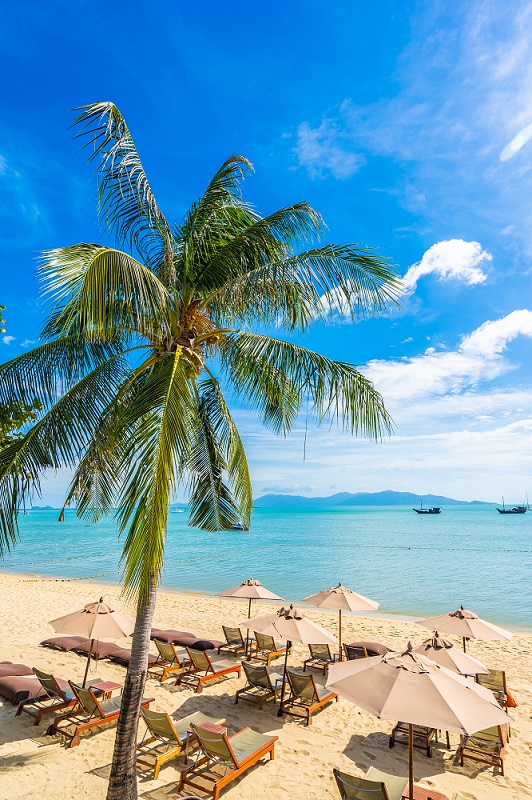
(179, 722, 278, 800)
(15, 668, 97, 726)
(177, 647, 242, 693)
(218, 626, 247, 657)
(389, 722, 438, 757)
(251, 631, 290, 666)
(344, 644, 370, 660)
(281, 669, 338, 725)
(137, 708, 226, 779)
(46, 681, 153, 747)
(147, 639, 189, 682)
(458, 724, 508, 776)
(475, 669, 510, 711)
(303, 643, 338, 675)
(234, 662, 283, 709)
(333, 766, 408, 800)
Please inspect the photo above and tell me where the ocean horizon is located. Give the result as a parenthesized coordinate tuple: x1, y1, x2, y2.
(3, 505, 531, 632)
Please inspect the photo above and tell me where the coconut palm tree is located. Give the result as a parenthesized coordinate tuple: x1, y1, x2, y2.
(0, 102, 400, 799)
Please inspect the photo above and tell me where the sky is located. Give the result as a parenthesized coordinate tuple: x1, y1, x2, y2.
(1, 0, 532, 504)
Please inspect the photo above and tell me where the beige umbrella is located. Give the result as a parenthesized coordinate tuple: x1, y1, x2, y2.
(302, 582, 379, 660)
(218, 578, 283, 655)
(326, 642, 510, 800)
(242, 605, 336, 717)
(415, 632, 489, 675)
(50, 598, 134, 686)
(417, 605, 513, 651)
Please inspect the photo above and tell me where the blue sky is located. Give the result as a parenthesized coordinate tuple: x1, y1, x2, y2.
(1, 0, 532, 504)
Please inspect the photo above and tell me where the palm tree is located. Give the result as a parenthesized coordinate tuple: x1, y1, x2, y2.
(0, 102, 400, 799)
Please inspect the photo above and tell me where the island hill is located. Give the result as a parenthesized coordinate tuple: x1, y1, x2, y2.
(254, 490, 489, 507)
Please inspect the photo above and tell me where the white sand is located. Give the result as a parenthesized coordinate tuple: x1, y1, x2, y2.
(0, 572, 530, 800)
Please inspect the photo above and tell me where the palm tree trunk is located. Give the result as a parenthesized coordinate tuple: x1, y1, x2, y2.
(106, 572, 157, 800)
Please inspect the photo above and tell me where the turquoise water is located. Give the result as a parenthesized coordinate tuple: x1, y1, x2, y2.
(3, 506, 532, 631)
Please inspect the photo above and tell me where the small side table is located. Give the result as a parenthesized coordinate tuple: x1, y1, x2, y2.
(185, 721, 228, 763)
(402, 786, 449, 800)
(91, 680, 122, 699)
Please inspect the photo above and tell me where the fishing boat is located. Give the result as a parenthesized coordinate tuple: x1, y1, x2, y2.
(413, 500, 441, 515)
(496, 496, 528, 515)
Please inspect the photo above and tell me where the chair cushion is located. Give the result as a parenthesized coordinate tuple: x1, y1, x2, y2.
(0, 675, 47, 705)
(346, 641, 390, 656)
(189, 638, 224, 651)
(150, 629, 196, 644)
(230, 729, 277, 764)
(364, 767, 408, 800)
(72, 641, 123, 659)
(108, 647, 159, 667)
(40, 636, 90, 652)
(0, 662, 33, 678)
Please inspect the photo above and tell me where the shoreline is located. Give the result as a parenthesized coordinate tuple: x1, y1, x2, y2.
(5, 566, 532, 635)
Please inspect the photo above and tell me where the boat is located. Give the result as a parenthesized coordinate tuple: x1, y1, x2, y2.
(171, 508, 185, 513)
(413, 500, 441, 515)
(496, 496, 528, 515)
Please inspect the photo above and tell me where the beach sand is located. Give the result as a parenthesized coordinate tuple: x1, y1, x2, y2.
(0, 572, 530, 800)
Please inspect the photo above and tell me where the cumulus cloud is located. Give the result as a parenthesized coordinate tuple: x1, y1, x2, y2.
(402, 240, 491, 293)
(365, 309, 532, 402)
(2, 335, 15, 345)
(295, 120, 365, 179)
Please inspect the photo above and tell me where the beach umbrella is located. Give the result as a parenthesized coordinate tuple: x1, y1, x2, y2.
(326, 642, 510, 800)
(414, 632, 489, 675)
(218, 578, 283, 655)
(417, 605, 513, 652)
(241, 604, 336, 717)
(302, 582, 379, 660)
(49, 597, 134, 687)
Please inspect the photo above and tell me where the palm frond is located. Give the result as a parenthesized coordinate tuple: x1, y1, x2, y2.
(72, 102, 173, 269)
(220, 331, 394, 437)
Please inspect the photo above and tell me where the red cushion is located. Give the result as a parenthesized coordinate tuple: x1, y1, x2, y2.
(40, 636, 90, 652)
(150, 629, 196, 644)
(186, 638, 224, 651)
(108, 648, 159, 667)
(0, 675, 46, 704)
(0, 662, 33, 678)
(72, 641, 123, 659)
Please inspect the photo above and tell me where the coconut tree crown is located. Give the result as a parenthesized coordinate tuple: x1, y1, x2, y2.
(0, 102, 400, 598)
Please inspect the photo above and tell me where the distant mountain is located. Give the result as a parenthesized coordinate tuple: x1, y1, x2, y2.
(254, 490, 489, 507)
(31, 505, 56, 510)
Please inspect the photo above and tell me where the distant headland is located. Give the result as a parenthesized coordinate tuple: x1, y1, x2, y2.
(253, 490, 490, 507)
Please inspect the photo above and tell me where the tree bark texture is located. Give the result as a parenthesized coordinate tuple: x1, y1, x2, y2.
(106, 573, 157, 800)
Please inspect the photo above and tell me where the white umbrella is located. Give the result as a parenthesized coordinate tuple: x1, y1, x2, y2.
(414, 632, 489, 675)
(242, 605, 336, 716)
(50, 598, 134, 686)
(326, 642, 510, 800)
(218, 578, 282, 655)
(417, 605, 513, 651)
(302, 582, 379, 660)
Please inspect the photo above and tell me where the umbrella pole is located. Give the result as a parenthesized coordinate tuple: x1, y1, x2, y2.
(277, 639, 291, 718)
(339, 609, 343, 661)
(245, 598, 252, 658)
(82, 639, 94, 688)
(463, 636, 467, 653)
(408, 723, 414, 800)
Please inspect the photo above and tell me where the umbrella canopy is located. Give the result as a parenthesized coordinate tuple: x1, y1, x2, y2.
(414, 632, 489, 676)
(218, 578, 282, 601)
(417, 605, 513, 651)
(326, 642, 510, 800)
(243, 605, 336, 718)
(302, 582, 379, 660)
(242, 605, 336, 646)
(50, 598, 134, 686)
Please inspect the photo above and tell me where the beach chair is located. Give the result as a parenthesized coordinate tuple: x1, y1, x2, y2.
(179, 722, 278, 800)
(137, 708, 226, 779)
(15, 668, 89, 726)
(333, 766, 408, 800)
(281, 669, 338, 725)
(389, 722, 438, 757)
(46, 681, 153, 747)
(344, 644, 370, 660)
(458, 724, 508, 776)
(251, 631, 290, 666)
(217, 626, 247, 657)
(303, 643, 338, 675)
(475, 669, 510, 711)
(177, 647, 242, 693)
(234, 661, 283, 709)
(148, 639, 189, 682)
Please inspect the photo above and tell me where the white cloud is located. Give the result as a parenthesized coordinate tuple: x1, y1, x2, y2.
(402, 240, 491, 293)
(2, 335, 15, 345)
(295, 120, 365, 179)
(500, 123, 532, 162)
(365, 309, 532, 402)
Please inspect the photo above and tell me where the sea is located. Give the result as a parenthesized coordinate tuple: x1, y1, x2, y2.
(4, 505, 532, 632)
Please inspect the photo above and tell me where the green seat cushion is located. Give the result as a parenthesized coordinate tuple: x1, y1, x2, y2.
(230, 729, 276, 764)
(364, 768, 408, 800)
